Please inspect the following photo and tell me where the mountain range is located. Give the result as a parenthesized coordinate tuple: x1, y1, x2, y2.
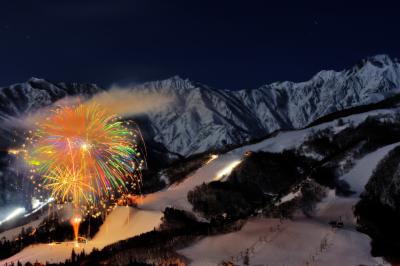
(1, 54, 400, 158)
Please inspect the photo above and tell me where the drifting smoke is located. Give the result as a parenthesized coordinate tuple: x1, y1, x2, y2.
(36, 86, 174, 124)
(85, 85, 175, 118)
(1, 85, 174, 146)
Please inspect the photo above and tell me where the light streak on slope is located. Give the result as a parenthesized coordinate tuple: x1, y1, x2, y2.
(0, 208, 26, 225)
(24, 197, 54, 217)
(214, 160, 241, 181)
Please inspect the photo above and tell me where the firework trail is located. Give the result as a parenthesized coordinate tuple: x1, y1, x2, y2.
(25, 103, 144, 217)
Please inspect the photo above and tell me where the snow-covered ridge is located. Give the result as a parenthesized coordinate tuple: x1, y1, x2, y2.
(1, 55, 400, 157)
(0, 78, 101, 117)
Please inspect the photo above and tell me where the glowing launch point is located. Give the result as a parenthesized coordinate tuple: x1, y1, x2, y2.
(70, 216, 82, 244)
(80, 143, 89, 150)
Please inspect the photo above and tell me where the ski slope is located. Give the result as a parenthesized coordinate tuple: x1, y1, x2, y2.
(179, 217, 383, 266)
(139, 108, 399, 212)
(0, 208, 162, 265)
(1, 108, 397, 265)
(340, 142, 400, 195)
(178, 142, 399, 265)
(138, 153, 241, 212)
(0, 215, 46, 241)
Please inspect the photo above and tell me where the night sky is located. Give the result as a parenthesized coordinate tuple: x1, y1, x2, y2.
(0, 0, 399, 90)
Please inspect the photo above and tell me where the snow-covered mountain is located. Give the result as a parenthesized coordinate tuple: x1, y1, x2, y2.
(115, 54, 400, 156)
(1, 54, 400, 157)
(0, 77, 101, 117)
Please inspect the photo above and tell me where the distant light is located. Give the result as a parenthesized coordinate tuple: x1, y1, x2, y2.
(31, 197, 41, 209)
(206, 154, 219, 164)
(214, 160, 241, 181)
(8, 149, 21, 155)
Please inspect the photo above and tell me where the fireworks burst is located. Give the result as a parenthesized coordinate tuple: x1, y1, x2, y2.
(25, 103, 144, 216)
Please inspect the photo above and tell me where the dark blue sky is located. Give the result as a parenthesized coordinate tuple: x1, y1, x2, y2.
(0, 0, 399, 89)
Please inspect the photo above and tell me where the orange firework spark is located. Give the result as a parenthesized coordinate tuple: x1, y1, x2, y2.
(26, 103, 144, 216)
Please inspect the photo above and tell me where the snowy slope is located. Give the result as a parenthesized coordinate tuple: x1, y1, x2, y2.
(138, 153, 240, 213)
(91, 207, 162, 248)
(1, 107, 397, 265)
(178, 134, 399, 266)
(340, 143, 400, 195)
(179, 218, 384, 266)
(0, 207, 162, 265)
(0, 215, 45, 241)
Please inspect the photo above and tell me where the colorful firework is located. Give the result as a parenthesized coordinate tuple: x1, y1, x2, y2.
(25, 103, 144, 216)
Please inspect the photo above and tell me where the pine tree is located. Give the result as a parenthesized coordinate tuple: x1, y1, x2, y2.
(71, 249, 76, 263)
(243, 248, 250, 265)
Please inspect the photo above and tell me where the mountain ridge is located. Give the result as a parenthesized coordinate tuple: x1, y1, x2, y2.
(1, 54, 400, 157)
